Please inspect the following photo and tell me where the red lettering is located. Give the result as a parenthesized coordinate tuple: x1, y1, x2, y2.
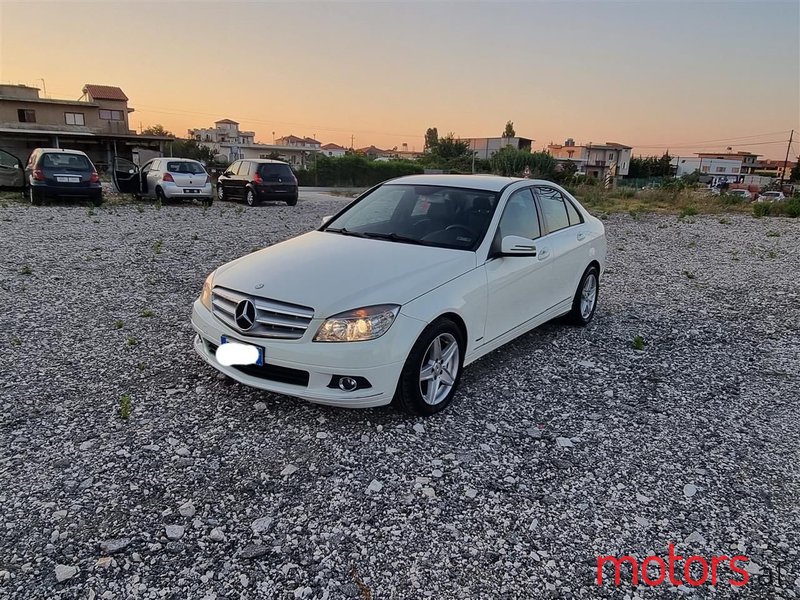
(597, 555, 639, 586)
(684, 556, 709, 586)
(641, 556, 666, 586)
(668, 543, 684, 586)
(710, 555, 729, 585)
(729, 556, 750, 587)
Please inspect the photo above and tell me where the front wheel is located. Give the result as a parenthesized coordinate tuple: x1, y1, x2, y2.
(394, 318, 464, 416)
(568, 265, 599, 326)
(216, 185, 225, 202)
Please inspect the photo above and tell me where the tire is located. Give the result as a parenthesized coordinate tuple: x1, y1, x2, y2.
(286, 195, 298, 206)
(394, 318, 465, 416)
(216, 185, 224, 202)
(155, 187, 167, 204)
(28, 187, 43, 206)
(568, 265, 600, 326)
(245, 188, 258, 207)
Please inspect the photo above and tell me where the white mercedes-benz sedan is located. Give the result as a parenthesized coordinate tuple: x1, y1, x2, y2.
(191, 175, 606, 415)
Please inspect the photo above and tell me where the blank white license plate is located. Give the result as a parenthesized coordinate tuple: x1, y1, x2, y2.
(220, 335, 264, 366)
(56, 176, 80, 183)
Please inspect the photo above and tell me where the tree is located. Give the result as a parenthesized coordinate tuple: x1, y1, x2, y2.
(141, 124, 175, 137)
(424, 127, 439, 151)
(490, 146, 556, 179)
(166, 139, 216, 164)
(790, 160, 800, 182)
(503, 121, 515, 139)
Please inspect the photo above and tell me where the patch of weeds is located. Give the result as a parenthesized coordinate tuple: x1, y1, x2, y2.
(192, 234, 199, 241)
(628, 210, 640, 220)
(235, 205, 244, 215)
(687, 241, 697, 248)
(126, 335, 138, 346)
(11, 335, 21, 346)
(679, 206, 698, 218)
(119, 394, 132, 420)
(136, 204, 144, 214)
(718, 217, 731, 225)
(752, 203, 770, 218)
(20, 264, 33, 275)
(87, 206, 95, 217)
(140, 309, 154, 318)
(767, 250, 777, 259)
(114, 319, 124, 329)
(657, 223, 669, 229)
(766, 230, 780, 237)
(155, 199, 162, 211)
(632, 335, 647, 351)
(136, 362, 146, 371)
(152, 239, 162, 254)
(683, 270, 695, 280)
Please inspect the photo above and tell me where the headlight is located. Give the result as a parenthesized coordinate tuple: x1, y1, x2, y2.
(200, 271, 215, 310)
(314, 304, 400, 342)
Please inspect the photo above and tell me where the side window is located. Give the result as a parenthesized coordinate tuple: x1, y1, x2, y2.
(535, 187, 570, 233)
(227, 161, 240, 175)
(0, 150, 19, 168)
(565, 198, 583, 226)
(238, 162, 251, 176)
(497, 188, 540, 240)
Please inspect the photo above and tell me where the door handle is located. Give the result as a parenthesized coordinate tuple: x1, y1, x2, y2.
(538, 248, 551, 260)
(577, 232, 587, 241)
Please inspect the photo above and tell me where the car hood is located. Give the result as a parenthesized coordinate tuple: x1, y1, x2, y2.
(213, 231, 476, 317)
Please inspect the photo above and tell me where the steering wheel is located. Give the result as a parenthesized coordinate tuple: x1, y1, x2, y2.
(445, 224, 478, 239)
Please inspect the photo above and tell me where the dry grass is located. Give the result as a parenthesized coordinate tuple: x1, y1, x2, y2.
(571, 184, 754, 216)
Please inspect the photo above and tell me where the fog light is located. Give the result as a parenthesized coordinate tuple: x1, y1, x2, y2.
(338, 377, 358, 392)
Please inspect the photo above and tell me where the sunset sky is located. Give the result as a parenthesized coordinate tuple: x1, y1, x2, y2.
(1, 0, 798, 159)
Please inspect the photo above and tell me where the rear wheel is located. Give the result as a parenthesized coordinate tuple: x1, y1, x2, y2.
(246, 188, 258, 207)
(29, 187, 43, 206)
(155, 187, 167, 204)
(568, 265, 599, 326)
(286, 195, 298, 206)
(394, 318, 464, 416)
(91, 195, 103, 207)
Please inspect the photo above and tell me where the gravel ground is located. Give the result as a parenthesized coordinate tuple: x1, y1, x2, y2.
(1, 193, 799, 599)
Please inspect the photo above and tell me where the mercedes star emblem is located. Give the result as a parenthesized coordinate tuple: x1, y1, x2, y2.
(234, 299, 257, 331)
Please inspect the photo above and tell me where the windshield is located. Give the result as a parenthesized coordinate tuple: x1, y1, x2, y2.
(167, 161, 206, 174)
(323, 184, 499, 250)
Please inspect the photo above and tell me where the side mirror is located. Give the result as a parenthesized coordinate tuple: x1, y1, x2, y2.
(321, 215, 333, 226)
(501, 235, 537, 257)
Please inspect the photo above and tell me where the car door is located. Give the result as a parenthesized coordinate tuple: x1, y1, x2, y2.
(112, 157, 141, 194)
(219, 161, 239, 198)
(534, 186, 589, 305)
(235, 161, 251, 198)
(0, 149, 24, 189)
(483, 187, 554, 343)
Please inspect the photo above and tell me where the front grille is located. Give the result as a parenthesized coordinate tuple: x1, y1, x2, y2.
(206, 341, 310, 387)
(211, 286, 314, 339)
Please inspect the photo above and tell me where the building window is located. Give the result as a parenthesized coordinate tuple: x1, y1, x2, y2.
(716, 166, 726, 173)
(732, 167, 739, 173)
(99, 109, 124, 121)
(701, 166, 710, 173)
(608, 152, 614, 161)
(65, 112, 85, 126)
(17, 109, 36, 123)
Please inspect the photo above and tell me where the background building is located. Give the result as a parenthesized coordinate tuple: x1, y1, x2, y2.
(464, 136, 533, 160)
(547, 139, 632, 179)
(0, 83, 169, 170)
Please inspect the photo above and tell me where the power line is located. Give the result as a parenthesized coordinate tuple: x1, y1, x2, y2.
(629, 130, 792, 148)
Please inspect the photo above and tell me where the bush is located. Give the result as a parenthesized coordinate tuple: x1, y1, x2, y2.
(752, 202, 771, 218)
(299, 155, 423, 187)
(489, 147, 557, 179)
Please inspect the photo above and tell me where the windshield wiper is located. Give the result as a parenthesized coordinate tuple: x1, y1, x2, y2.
(325, 227, 368, 238)
(360, 232, 431, 246)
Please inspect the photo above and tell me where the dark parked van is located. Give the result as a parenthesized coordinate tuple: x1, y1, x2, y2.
(216, 159, 298, 206)
(25, 148, 103, 205)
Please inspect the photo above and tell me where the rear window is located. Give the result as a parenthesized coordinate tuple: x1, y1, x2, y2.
(41, 153, 91, 170)
(166, 161, 206, 174)
(258, 163, 295, 182)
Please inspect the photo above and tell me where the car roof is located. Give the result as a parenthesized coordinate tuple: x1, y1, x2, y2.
(243, 159, 291, 165)
(35, 148, 89, 156)
(387, 174, 536, 192)
(162, 157, 201, 162)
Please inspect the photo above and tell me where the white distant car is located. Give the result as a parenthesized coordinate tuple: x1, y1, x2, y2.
(726, 189, 753, 201)
(113, 157, 213, 203)
(756, 191, 786, 203)
(191, 175, 607, 415)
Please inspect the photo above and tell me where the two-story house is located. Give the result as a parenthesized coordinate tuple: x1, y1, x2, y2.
(0, 83, 170, 169)
(547, 139, 632, 180)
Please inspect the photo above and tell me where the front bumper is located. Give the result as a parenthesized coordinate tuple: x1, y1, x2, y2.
(191, 299, 422, 408)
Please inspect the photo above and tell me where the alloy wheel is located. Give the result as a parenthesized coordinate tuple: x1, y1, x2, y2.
(580, 273, 598, 319)
(419, 333, 460, 405)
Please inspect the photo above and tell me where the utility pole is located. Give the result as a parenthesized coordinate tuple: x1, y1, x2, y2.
(779, 129, 793, 189)
(351, 134, 355, 151)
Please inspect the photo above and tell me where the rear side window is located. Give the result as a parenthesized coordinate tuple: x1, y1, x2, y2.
(259, 163, 295, 182)
(238, 162, 252, 176)
(41, 153, 91, 170)
(536, 187, 571, 233)
(166, 161, 205, 174)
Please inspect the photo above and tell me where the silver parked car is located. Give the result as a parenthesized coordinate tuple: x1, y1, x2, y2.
(113, 157, 213, 204)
